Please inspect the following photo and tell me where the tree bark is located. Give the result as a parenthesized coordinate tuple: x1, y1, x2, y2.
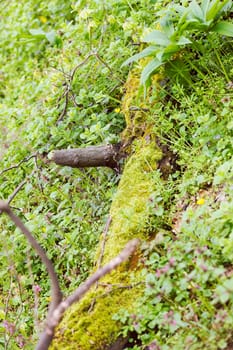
(50, 144, 121, 169)
(106, 337, 129, 350)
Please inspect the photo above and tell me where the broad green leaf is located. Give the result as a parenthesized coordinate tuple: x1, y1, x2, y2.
(162, 22, 175, 37)
(177, 18, 200, 34)
(140, 58, 163, 85)
(177, 36, 192, 45)
(189, 0, 204, 21)
(163, 43, 180, 55)
(206, 0, 231, 21)
(177, 8, 190, 34)
(45, 31, 56, 44)
(185, 19, 210, 30)
(201, 0, 211, 18)
(158, 51, 176, 62)
(143, 30, 170, 46)
(122, 46, 157, 66)
(156, 49, 176, 62)
(29, 28, 45, 36)
(172, 4, 187, 15)
(156, 50, 165, 61)
(212, 21, 233, 36)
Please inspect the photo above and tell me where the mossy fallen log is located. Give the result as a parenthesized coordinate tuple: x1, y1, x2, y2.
(50, 140, 162, 349)
(50, 68, 163, 349)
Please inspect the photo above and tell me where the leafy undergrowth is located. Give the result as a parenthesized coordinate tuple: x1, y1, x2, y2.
(113, 6, 233, 348)
(0, 0, 155, 348)
(0, 0, 233, 349)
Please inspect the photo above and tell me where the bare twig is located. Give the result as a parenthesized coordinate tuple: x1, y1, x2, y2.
(0, 154, 37, 176)
(50, 144, 120, 169)
(0, 202, 139, 350)
(34, 156, 44, 193)
(70, 53, 95, 82)
(96, 216, 112, 270)
(88, 216, 112, 312)
(7, 179, 27, 205)
(98, 281, 142, 290)
(36, 238, 139, 350)
(0, 202, 63, 318)
(56, 53, 94, 123)
(56, 50, 124, 123)
(94, 53, 124, 84)
(6, 169, 37, 205)
(69, 90, 79, 107)
(56, 85, 70, 123)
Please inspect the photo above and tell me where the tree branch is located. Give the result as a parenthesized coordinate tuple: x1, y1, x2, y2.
(36, 238, 139, 350)
(50, 144, 121, 170)
(0, 202, 139, 350)
(55, 50, 124, 124)
(0, 154, 37, 176)
(7, 179, 27, 205)
(0, 202, 62, 317)
(97, 216, 112, 269)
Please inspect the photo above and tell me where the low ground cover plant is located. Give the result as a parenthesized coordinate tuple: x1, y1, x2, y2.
(0, 0, 233, 349)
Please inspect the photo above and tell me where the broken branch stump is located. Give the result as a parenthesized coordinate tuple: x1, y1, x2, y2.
(50, 144, 121, 169)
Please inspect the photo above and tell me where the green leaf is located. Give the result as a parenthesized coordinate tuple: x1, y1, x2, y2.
(122, 46, 157, 66)
(201, 0, 211, 18)
(162, 279, 173, 294)
(162, 22, 175, 37)
(29, 28, 45, 37)
(176, 5, 189, 28)
(177, 36, 192, 45)
(212, 21, 233, 37)
(45, 31, 56, 44)
(176, 17, 205, 35)
(163, 43, 180, 55)
(219, 291, 230, 304)
(189, 0, 204, 21)
(143, 30, 170, 46)
(140, 58, 163, 85)
(206, 0, 231, 21)
(224, 278, 233, 292)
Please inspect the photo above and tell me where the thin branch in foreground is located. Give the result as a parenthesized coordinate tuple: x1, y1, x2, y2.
(0, 154, 37, 176)
(0, 201, 140, 350)
(94, 53, 124, 84)
(56, 85, 70, 123)
(7, 179, 27, 205)
(55, 50, 124, 124)
(7, 168, 37, 205)
(0, 201, 63, 317)
(36, 238, 139, 350)
(34, 156, 44, 194)
(96, 216, 112, 270)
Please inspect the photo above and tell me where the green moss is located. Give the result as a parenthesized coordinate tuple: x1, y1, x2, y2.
(121, 68, 163, 146)
(102, 140, 161, 263)
(50, 66, 162, 349)
(51, 286, 142, 350)
(50, 140, 161, 349)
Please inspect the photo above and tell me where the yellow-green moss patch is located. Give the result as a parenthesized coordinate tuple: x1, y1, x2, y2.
(51, 285, 142, 350)
(102, 140, 161, 264)
(51, 64, 162, 349)
(50, 140, 161, 350)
